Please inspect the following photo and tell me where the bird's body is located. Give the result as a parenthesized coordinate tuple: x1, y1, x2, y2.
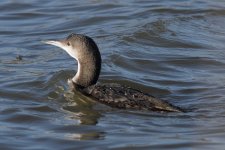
(44, 33, 182, 112)
(84, 84, 181, 112)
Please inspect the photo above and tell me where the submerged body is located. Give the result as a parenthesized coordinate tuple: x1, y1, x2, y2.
(44, 33, 182, 112)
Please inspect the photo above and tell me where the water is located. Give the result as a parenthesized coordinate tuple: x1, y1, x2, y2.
(0, 0, 225, 149)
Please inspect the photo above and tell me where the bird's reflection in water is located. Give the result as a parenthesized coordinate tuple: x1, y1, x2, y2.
(62, 89, 105, 125)
(61, 90, 106, 140)
(65, 132, 105, 141)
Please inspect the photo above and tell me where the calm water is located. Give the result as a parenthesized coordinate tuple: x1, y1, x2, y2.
(1, 0, 225, 149)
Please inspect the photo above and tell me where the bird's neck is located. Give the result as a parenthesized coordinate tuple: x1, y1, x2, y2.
(72, 55, 101, 88)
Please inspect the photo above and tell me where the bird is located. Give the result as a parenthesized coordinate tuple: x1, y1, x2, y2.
(43, 33, 182, 112)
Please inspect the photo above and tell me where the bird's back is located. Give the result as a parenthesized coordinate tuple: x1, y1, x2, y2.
(81, 83, 182, 112)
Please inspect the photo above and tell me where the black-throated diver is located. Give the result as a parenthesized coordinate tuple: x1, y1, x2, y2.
(44, 33, 182, 112)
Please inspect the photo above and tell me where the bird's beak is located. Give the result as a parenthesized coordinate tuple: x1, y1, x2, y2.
(42, 39, 77, 59)
(42, 40, 66, 49)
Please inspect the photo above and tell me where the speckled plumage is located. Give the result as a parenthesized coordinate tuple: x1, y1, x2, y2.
(67, 81, 182, 112)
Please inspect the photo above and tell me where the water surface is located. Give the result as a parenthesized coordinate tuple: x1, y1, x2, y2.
(1, 0, 225, 149)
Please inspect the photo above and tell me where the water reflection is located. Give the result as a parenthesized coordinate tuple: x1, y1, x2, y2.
(65, 132, 105, 140)
(62, 90, 102, 125)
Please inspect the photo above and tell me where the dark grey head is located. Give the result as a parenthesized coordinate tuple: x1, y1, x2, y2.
(44, 33, 101, 88)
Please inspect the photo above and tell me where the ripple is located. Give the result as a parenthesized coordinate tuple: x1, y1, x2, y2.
(1, 0, 225, 149)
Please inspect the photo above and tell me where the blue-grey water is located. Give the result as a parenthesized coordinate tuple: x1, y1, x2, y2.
(1, 0, 225, 149)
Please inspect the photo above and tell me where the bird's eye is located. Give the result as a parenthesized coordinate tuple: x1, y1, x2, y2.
(67, 42, 70, 46)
